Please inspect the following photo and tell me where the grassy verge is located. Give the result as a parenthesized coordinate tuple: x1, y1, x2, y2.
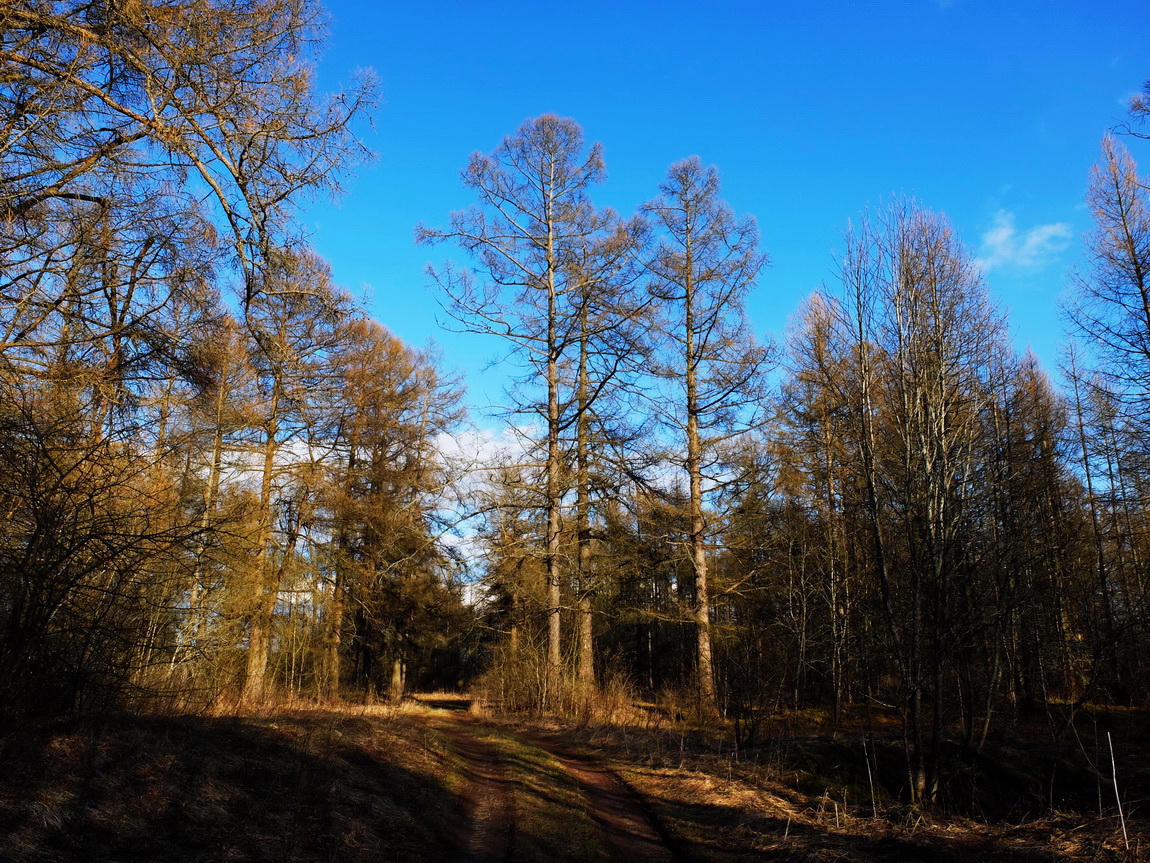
(492, 727, 601, 862)
(420, 704, 602, 863)
(547, 718, 1146, 862)
(0, 706, 459, 863)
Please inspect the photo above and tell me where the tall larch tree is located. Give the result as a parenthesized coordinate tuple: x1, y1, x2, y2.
(418, 114, 635, 708)
(240, 248, 351, 704)
(642, 157, 770, 713)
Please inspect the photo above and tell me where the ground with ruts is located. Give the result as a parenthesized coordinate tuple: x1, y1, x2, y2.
(0, 696, 1146, 861)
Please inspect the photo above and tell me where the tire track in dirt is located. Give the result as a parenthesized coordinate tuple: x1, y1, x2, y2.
(521, 732, 682, 863)
(434, 718, 514, 863)
(427, 701, 681, 863)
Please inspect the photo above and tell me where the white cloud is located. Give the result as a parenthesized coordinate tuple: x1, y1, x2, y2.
(434, 423, 541, 522)
(975, 210, 1072, 272)
(437, 424, 539, 476)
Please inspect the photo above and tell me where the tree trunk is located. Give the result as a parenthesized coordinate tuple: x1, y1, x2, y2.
(576, 303, 596, 692)
(685, 270, 717, 712)
(243, 392, 280, 704)
(545, 219, 563, 711)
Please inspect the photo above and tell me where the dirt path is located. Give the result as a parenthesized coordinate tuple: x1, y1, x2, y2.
(433, 717, 515, 863)
(426, 700, 680, 863)
(523, 732, 682, 863)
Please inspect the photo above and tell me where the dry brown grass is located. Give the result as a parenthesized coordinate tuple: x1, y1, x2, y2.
(0, 706, 461, 863)
(538, 713, 1150, 862)
(3, 698, 1146, 862)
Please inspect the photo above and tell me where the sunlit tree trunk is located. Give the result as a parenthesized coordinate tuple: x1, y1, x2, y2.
(643, 158, 769, 713)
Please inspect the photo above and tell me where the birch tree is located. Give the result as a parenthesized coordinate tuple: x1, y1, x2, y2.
(836, 201, 1008, 803)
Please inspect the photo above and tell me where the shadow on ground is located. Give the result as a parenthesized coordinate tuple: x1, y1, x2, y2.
(0, 711, 460, 863)
(648, 792, 1072, 862)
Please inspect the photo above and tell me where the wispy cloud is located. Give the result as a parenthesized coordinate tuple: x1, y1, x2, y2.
(975, 210, 1071, 272)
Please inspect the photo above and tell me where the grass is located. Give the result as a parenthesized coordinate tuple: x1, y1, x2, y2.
(417, 695, 602, 862)
(1, 698, 1146, 862)
(487, 728, 601, 862)
(540, 708, 1150, 862)
(0, 706, 460, 863)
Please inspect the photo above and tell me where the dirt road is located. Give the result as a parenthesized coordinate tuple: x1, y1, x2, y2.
(427, 704, 680, 863)
(524, 731, 679, 863)
(434, 718, 515, 862)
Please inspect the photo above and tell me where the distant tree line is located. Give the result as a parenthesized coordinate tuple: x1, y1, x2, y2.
(5, 0, 1150, 812)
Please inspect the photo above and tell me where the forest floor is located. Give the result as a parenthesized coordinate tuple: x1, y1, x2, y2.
(0, 695, 1147, 861)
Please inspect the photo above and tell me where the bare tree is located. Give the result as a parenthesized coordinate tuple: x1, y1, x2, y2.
(240, 248, 352, 703)
(566, 223, 649, 693)
(419, 114, 641, 708)
(642, 157, 770, 712)
(1122, 77, 1150, 139)
(1067, 137, 1150, 428)
(774, 293, 857, 715)
(835, 201, 1009, 803)
(0, 0, 373, 306)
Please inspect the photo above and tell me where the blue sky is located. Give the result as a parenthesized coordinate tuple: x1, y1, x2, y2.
(302, 0, 1148, 420)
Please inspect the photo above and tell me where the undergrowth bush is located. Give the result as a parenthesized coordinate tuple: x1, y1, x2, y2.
(473, 642, 640, 723)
